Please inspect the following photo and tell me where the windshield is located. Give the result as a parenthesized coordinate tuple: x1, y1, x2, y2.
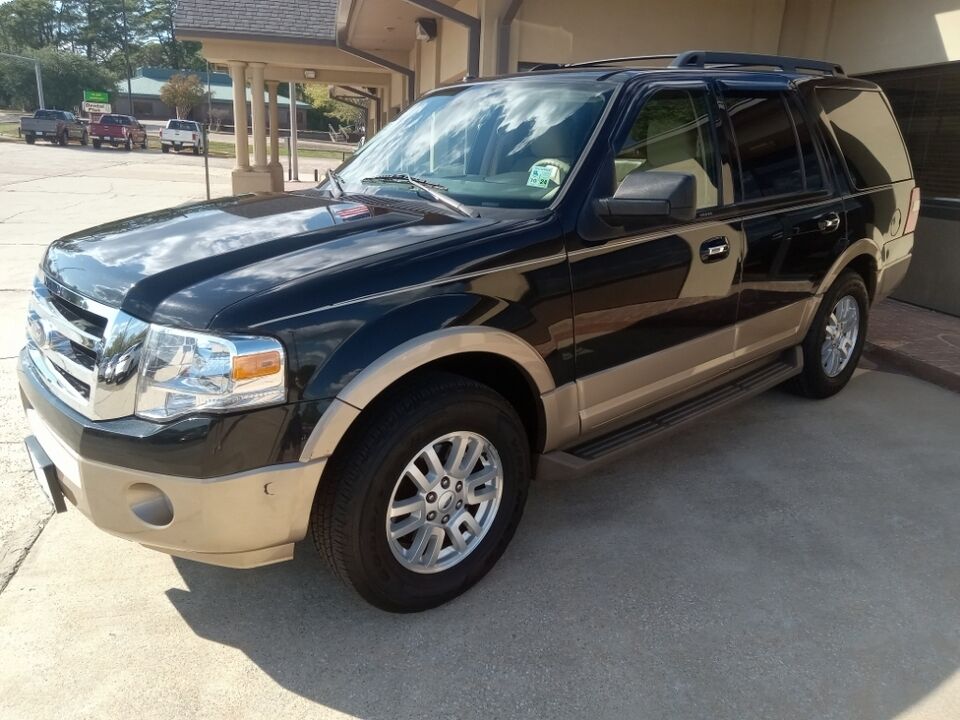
(168, 120, 198, 131)
(102, 115, 131, 126)
(334, 79, 615, 209)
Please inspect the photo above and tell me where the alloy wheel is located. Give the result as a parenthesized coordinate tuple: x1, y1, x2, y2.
(385, 431, 503, 574)
(821, 294, 860, 377)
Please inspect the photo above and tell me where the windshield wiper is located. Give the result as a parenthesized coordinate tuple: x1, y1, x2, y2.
(360, 174, 478, 218)
(326, 168, 345, 198)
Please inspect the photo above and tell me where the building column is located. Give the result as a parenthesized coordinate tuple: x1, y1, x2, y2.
(228, 61, 250, 172)
(267, 81, 283, 192)
(288, 82, 299, 181)
(249, 62, 269, 172)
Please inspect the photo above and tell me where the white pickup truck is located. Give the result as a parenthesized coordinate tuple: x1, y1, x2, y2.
(159, 119, 204, 155)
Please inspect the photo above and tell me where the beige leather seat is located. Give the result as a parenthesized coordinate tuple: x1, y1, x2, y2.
(641, 116, 718, 209)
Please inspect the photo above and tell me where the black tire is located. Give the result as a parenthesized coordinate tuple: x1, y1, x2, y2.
(161, 144, 170, 153)
(789, 271, 869, 399)
(140, 137, 147, 149)
(312, 371, 531, 612)
(192, 145, 200, 155)
(25, 134, 35, 145)
(124, 137, 132, 151)
(58, 131, 68, 146)
(92, 139, 101, 149)
(80, 132, 88, 146)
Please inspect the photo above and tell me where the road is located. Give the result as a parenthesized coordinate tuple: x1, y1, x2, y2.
(0, 139, 959, 720)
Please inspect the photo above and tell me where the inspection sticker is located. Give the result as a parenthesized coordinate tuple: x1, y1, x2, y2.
(527, 164, 557, 188)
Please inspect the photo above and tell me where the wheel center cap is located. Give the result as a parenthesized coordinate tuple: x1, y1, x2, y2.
(437, 491, 456, 512)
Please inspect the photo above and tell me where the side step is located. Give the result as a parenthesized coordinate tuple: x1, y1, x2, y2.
(538, 347, 802, 477)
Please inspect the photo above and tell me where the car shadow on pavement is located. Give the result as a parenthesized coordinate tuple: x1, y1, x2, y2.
(166, 372, 960, 720)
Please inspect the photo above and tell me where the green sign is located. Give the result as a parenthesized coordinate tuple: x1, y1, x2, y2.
(83, 90, 110, 103)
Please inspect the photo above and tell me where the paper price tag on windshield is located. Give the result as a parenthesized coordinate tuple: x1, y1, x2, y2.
(527, 165, 558, 188)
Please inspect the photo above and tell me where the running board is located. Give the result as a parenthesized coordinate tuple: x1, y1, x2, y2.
(538, 347, 802, 478)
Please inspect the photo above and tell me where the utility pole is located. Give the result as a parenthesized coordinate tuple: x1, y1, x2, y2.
(0, 52, 44, 109)
(119, 0, 134, 114)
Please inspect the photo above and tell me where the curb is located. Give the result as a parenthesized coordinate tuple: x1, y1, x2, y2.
(863, 342, 960, 395)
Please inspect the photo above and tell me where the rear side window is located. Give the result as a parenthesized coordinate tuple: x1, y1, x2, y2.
(817, 88, 911, 189)
(723, 91, 823, 201)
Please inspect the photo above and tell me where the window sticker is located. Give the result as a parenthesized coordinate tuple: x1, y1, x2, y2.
(527, 164, 558, 188)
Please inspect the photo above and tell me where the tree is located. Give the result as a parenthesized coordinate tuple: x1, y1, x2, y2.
(301, 84, 362, 131)
(0, 0, 61, 52)
(137, 0, 205, 70)
(159, 72, 206, 118)
(0, 46, 116, 110)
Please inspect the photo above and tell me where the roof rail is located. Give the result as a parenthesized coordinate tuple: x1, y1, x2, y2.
(527, 51, 844, 76)
(671, 51, 844, 75)
(528, 55, 676, 71)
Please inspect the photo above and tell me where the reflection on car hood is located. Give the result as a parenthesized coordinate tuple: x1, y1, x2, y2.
(43, 191, 500, 327)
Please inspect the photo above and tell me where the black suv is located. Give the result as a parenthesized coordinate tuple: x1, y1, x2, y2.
(20, 52, 918, 611)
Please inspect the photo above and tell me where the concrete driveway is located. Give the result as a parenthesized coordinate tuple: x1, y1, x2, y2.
(1, 139, 960, 720)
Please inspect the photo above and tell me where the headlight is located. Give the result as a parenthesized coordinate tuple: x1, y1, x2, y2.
(135, 325, 286, 421)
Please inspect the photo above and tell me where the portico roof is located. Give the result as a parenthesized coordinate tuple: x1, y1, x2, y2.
(175, 0, 339, 44)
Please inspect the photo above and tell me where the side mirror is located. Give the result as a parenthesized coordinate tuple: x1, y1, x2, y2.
(594, 170, 697, 226)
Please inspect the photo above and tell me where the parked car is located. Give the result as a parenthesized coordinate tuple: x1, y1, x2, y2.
(89, 114, 148, 150)
(159, 119, 204, 155)
(20, 51, 918, 611)
(20, 109, 88, 146)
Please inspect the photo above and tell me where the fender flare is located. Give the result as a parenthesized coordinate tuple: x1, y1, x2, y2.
(299, 326, 575, 462)
(816, 238, 881, 296)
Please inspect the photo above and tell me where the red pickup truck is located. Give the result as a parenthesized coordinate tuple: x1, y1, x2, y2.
(89, 114, 148, 150)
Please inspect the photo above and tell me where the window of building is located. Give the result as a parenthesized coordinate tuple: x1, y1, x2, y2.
(616, 88, 719, 210)
(723, 91, 819, 201)
(816, 88, 912, 190)
(859, 64, 960, 200)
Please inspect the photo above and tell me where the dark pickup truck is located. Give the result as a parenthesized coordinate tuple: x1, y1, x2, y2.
(20, 109, 88, 146)
(20, 51, 917, 611)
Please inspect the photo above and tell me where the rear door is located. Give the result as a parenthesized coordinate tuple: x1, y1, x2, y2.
(568, 82, 744, 432)
(720, 84, 845, 338)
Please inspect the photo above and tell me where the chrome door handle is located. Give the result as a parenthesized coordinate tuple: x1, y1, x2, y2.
(700, 236, 730, 263)
(818, 212, 841, 233)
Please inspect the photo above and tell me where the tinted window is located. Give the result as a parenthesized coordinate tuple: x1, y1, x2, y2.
(817, 88, 911, 189)
(616, 88, 719, 210)
(724, 92, 806, 200)
(169, 120, 198, 131)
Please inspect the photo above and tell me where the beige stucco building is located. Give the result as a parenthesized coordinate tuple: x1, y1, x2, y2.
(176, 0, 960, 314)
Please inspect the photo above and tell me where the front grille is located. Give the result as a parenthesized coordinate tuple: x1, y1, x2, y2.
(25, 275, 149, 420)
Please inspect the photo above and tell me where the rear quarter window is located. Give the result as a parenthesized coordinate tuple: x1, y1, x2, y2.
(816, 88, 912, 189)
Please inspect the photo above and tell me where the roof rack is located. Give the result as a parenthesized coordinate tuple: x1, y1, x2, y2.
(528, 51, 844, 76)
(671, 51, 844, 75)
(529, 55, 676, 71)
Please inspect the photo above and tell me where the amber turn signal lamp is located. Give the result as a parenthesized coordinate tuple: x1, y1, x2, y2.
(232, 351, 282, 380)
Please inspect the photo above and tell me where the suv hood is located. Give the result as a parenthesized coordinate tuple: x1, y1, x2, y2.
(43, 192, 501, 327)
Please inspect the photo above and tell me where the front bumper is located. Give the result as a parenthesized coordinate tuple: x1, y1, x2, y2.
(19, 354, 327, 569)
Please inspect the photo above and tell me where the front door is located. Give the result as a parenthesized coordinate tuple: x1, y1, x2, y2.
(569, 83, 743, 432)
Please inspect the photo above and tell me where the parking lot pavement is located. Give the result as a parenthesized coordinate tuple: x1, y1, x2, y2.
(0, 140, 237, 589)
(0, 368, 958, 720)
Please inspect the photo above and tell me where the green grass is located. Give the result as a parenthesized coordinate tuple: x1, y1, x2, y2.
(205, 139, 352, 162)
(0, 122, 20, 137)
